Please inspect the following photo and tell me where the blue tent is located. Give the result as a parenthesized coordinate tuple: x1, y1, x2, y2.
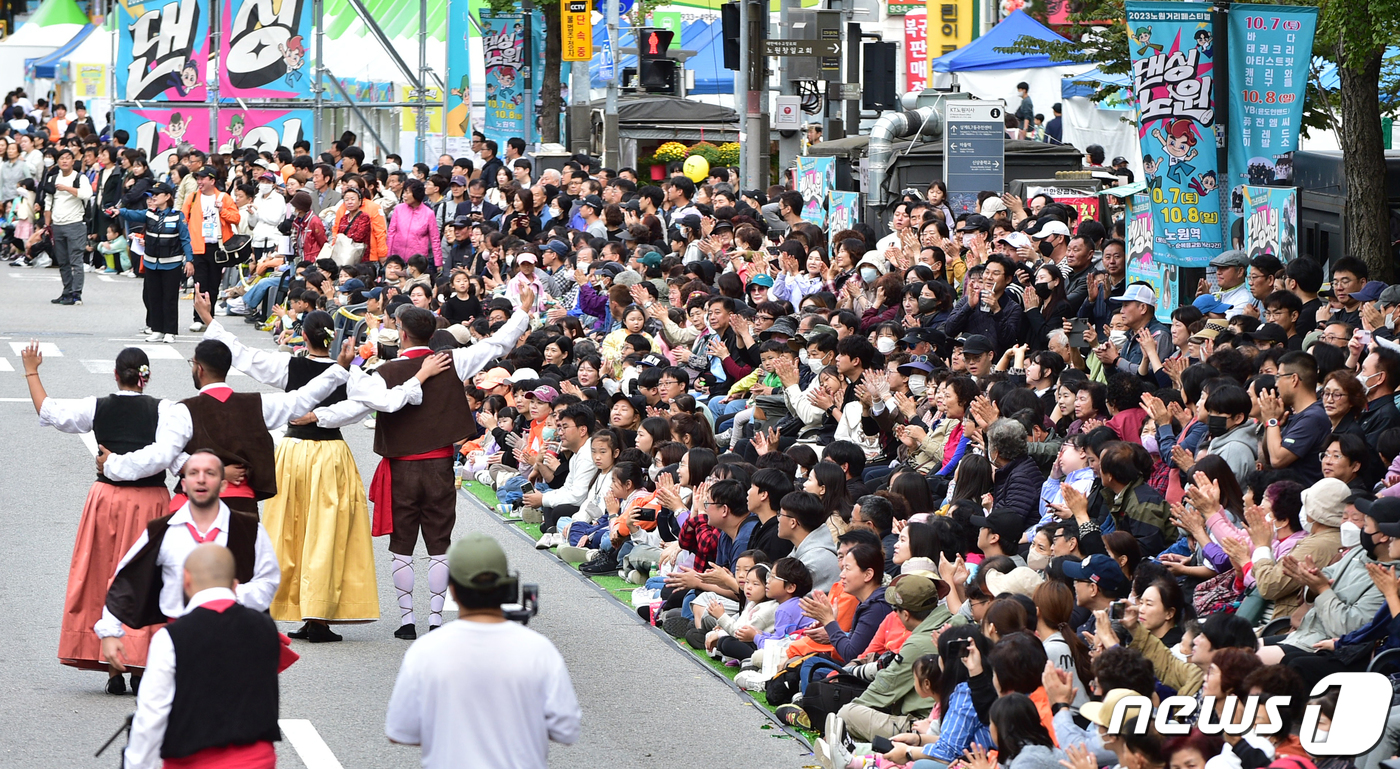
(1060, 66, 1127, 99)
(931, 10, 1073, 72)
(24, 23, 95, 80)
(589, 19, 732, 94)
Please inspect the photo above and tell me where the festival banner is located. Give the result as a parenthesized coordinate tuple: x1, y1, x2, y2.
(481, 11, 527, 147)
(795, 157, 835, 226)
(530, 9, 546, 145)
(446, 0, 473, 137)
(1126, 1, 1224, 266)
(116, 0, 209, 102)
(1225, 6, 1315, 227)
(400, 86, 445, 132)
(904, 11, 928, 92)
(114, 108, 211, 175)
(828, 190, 860, 251)
(1121, 191, 1179, 323)
(75, 63, 107, 99)
(219, 0, 312, 99)
(1024, 184, 1100, 225)
(1241, 185, 1298, 263)
(217, 109, 311, 154)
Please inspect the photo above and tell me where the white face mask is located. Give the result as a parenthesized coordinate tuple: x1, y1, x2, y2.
(1027, 550, 1051, 572)
(1341, 521, 1363, 549)
(1387, 312, 1397, 331)
(799, 348, 809, 364)
(876, 337, 897, 354)
(43, 156, 53, 168)
(383, 162, 400, 173)
(807, 356, 827, 374)
(258, 183, 273, 196)
(909, 374, 928, 396)
(1108, 330, 1129, 346)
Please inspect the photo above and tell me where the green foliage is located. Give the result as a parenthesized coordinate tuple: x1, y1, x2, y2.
(718, 142, 741, 166)
(688, 141, 723, 166)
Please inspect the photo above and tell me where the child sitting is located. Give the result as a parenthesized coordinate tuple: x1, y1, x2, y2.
(707, 561, 778, 664)
(96, 222, 132, 275)
(734, 557, 814, 667)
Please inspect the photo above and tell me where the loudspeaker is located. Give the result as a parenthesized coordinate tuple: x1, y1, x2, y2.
(721, 2, 740, 71)
(862, 42, 897, 111)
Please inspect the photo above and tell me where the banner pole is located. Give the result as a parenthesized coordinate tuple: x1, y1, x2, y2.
(314, 0, 324, 153)
(209, 0, 220, 155)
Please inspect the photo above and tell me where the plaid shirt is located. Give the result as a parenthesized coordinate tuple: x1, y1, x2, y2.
(677, 512, 719, 571)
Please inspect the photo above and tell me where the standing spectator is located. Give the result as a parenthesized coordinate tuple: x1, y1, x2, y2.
(249, 171, 286, 262)
(1045, 102, 1063, 144)
(1014, 82, 1034, 137)
(181, 167, 240, 332)
(385, 179, 442, 272)
(114, 182, 192, 342)
(45, 147, 91, 305)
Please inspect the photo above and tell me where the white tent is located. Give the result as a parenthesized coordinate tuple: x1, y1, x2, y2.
(0, 23, 85, 87)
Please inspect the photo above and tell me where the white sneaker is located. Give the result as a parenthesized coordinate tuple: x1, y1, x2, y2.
(145, 331, 164, 342)
(83, 263, 95, 272)
(162, 333, 176, 344)
(364, 417, 376, 429)
(123, 270, 136, 277)
(189, 321, 206, 333)
(32, 254, 51, 268)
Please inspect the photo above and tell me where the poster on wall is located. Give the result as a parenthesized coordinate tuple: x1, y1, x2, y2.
(795, 157, 835, 226)
(114, 108, 211, 175)
(216, 109, 310, 153)
(481, 11, 527, 147)
(1122, 191, 1178, 323)
(925, 0, 973, 60)
(904, 11, 928, 91)
(1241, 185, 1298, 264)
(75, 64, 107, 99)
(399, 86, 444, 133)
(219, 0, 313, 99)
(1125, 1, 1224, 267)
(445, 0, 473, 138)
(116, 0, 209, 102)
(828, 191, 859, 250)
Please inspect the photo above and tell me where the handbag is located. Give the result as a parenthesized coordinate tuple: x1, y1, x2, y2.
(216, 233, 251, 265)
(1234, 586, 1269, 626)
(330, 213, 366, 266)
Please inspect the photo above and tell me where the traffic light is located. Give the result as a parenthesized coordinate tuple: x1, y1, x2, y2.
(638, 28, 677, 93)
(721, 2, 740, 71)
(862, 42, 897, 110)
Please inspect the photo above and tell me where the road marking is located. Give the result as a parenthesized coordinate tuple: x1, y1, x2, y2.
(98, 274, 116, 282)
(9, 342, 62, 357)
(135, 344, 185, 360)
(7, 273, 60, 281)
(279, 719, 344, 769)
(0, 397, 32, 401)
(82, 359, 116, 374)
(0, 358, 13, 372)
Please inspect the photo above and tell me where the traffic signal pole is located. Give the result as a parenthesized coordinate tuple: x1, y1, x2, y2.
(604, 0, 620, 170)
(776, 0, 800, 171)
(740, 0, 769, 190)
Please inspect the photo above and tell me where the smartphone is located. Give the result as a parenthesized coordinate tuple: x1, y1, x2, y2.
(947, 638, 970, 658)
(635, 508, 657, 522)
(766, 246, 781, 256)
(871, 736, 895, 754)
(1359, 330, 1373, 346)
(1109, 600, 1126, 621)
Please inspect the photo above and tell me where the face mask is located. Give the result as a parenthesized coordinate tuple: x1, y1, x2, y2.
(1207, 415, 1230, 438)
(1038, 239, 1055, 257)
(1034, 282, 1053, 299)
(799, 348, 809, 364)
(876, 337, 897, 354)
(1026, 550, 1051, 572)
(1141, 434, 1159, 455)
(962, 234, 975, 248)
(1362, 371, 1382, 397)
(1361, 529, 1381, 558)
(860, 267, 879, 283)
(1388, 313, 1397, 331)
(541, 426, 556, 441)
(909, 375, 928, 396)
(383, 162, 400, 173)
(43, 156, 53, 168)
(258, 183, 272, 195)
(807, 356, 827, 374)
(1108, 330, 1129, 347)
(1341, 521, 1363, 549)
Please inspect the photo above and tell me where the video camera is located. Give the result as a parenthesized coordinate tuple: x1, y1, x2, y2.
(503, 583, 540, 625)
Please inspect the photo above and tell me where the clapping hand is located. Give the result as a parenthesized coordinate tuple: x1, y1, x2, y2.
(1368, 562, 1400, 599)
(1170, 443, 1194, 471)
(807, 386, 836, 411)
(1258, 388, 1287, 423)
(752, 426, 780, 456)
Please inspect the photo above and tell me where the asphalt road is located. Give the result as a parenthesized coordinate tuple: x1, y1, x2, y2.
(0, 266, 811, 768)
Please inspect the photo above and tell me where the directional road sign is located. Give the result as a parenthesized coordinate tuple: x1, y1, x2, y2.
(764, 39, 841, 57)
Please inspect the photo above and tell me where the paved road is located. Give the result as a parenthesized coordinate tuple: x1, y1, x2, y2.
(0, 268, 811, 768)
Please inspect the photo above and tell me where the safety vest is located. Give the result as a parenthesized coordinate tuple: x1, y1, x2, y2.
(144, 208, 185, 265)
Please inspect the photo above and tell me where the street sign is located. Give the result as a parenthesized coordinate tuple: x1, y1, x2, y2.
(944, 100, 1006, 215)
(600, 38, 615, 81)
(561, 0, 592, 62)
(775, 95, 802, 129)
(765, 39, 841, 57)
(819, 25, 841, 71)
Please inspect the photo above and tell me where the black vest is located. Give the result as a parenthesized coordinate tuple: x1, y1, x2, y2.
(372, 354, 476, 457)
(162, 602, 281, 759)
(144, 208, 185, 264)
(93, 394, 165, 487)
(283, 357, 347, 441)
(181, 391, 277, 500)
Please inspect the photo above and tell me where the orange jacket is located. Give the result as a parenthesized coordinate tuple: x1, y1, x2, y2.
(783, 581, 859, 659)
(180, 190, 241, 255)
(332, 199, 388, 262)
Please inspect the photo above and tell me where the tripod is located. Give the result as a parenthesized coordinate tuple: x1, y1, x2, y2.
(96, 713, 133, 768)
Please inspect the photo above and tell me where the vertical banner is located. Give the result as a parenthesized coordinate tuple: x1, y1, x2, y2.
(216, 109, 310, 153)
(481, 11, 527, 147)
(220, 0, 312, 98)
(400, 85, 444, 132)
(116, 0, 209, 102)
(446, 1, 472, 138)
(828, 191, 860, 250)
(795, 157, 835, 226)
(529, 9, 545, 145)
(75, 64, 108, 99)
(561, 0, 592, 61)
(926, 0, 973, 63)
(1241, 185, 1298, 263)
(1226, 6, 1316, 224)
(944, 100, 1005, 215)
(1126, 1, 1223, 266)
(1122, 191, 1179, 323)
(904, 11, 928, 91)
(114, 108, 211, 175)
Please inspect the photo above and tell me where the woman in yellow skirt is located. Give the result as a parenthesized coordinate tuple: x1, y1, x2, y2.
(200, 309, 379, 642)
(22, 343, 173, 694)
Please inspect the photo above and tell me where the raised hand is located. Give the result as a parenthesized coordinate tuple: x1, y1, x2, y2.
(414, 352, 452, 381)
(337, 338, 356, 368)
(20, 340, 42, 373)
(193, 286, 214, 323)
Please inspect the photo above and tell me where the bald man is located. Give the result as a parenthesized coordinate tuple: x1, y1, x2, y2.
(124, 543, 286, 768)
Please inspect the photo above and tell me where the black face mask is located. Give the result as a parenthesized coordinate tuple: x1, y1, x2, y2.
(1034, 282, 1053, 299)
(1362, 529, 1382, 559)
(1207, 415, 1230, 438)
(1039, 239, 1056, 258)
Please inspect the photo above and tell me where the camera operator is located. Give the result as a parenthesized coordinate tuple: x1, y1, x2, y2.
(385, 532, 580, 768)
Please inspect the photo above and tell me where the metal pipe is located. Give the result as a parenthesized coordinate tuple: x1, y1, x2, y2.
(603, 0, 619, 169)
(342, 0, 423, 89)
(324, 75, 392, 157)
(416, 0, 428, 162)
(866, 104, 940, 209)
(314, 0, 323, 152)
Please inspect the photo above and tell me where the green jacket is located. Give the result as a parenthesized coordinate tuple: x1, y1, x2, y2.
(853, 604, 958, 716)
(1107, 478, 1178, 555)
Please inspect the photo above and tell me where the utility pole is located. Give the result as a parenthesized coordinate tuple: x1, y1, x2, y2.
(775, 0, 799, 171)
(570, 61, 590, 153)
(741, 0, 768, 190)
(604, 0, 620, 169)
(416, 0, 428, 162)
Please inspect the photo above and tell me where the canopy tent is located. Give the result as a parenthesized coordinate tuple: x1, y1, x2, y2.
(25, 23, 95, 80)
(0, 0, 92, 89)
(1060, 66, 1130, 104)
(1057, 66, 1141, 178)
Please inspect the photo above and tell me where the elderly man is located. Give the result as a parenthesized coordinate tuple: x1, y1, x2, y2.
(1207, 250, 1256, 318)
(1094, 284, 1173, 381)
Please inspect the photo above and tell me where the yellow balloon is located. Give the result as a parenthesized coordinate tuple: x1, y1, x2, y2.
(683, 155, 709, 183)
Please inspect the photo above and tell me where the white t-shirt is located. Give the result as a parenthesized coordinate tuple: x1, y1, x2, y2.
(200, 192, 221, 242)
(384, 619, 581, 769)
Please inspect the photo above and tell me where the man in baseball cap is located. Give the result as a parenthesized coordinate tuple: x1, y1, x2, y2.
(970, 511, 1026, 563)
(1031, 219, 1072, 263)
(1062, 554, 1131, 613)
(959, 334, 996, 377)
(1102, 284, 1168, 374)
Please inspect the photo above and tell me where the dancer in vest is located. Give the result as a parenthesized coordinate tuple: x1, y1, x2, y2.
(192, 291, 379, 641)
(124, 543, 288, 769)
(97, 452, 280, 692)
(20, 343, 176, 693)
(342, 286, 535, 639)
(98, 332, 355, 515)
(112, 181, 192, 344)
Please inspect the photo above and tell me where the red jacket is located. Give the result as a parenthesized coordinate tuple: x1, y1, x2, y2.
(294, 213, 327, 261)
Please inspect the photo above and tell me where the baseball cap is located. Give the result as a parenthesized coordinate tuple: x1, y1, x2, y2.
(1112, 156, 1129, 166)
(522, 385, 559, 403)
(997, 231, 1033, 251)
(193, 167, 215, 179)
(1351, 281, 1388, 304)
(258, 171, 278, 182)
(1080, 689, 1147, 731)
(450, 174, 468, 187)
(748, 273, 774, 289)
(1032, 220, 1072, 239)
(638, 251, 663, 268)
(610, 390, 647, 413)
(885, 573, 949, 612)
(1061, 554, 1131, 598)
(364, 286, 385, 302)
(1354, 496, 1400, 525)
(960, 334, 995, 357)
(446, 532, 515, 590)
(1190, 319, 1230, 342)
(337, 278, 366, 293)
(595, 262, 626, 278)
(147, 181, 175, 197)
(956, 214, 991, 233)
(1110, 284, 1157, 307)
(900, 327, 942, 348)
(580, 194, 604, 211)
(544, 240, 570, 257)
(712, 219, 734, 232)
(1243, 323, 1288, 346)
(639, 353, 667, 368)
(677, 213, 703, 231)
(969, 511, 1026, 549)
(505, 367, 539, 384)
(1210, 249, 1250, 269)
(516, 253, 537, 265)
(452, 214, 473, 228)
(979, 196, 1008, 217)
(1192, 294, 1233, 315)
(475, 366, 512, 389)
(1378, 285, 1400, 308)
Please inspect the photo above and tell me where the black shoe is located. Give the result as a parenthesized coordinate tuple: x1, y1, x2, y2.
(394, 623, 418, 640)
(105, 675, 127, 695)
(579, 551, 619, 575)
(58, 295, 77, 305)
(684, 627, 709, 650)
(306, 622, 343, 643)
(427, 623, 440, 633)
(129, 674, 142, 696)
(51, 294, 68, 304)
(287, 622, 312, 640)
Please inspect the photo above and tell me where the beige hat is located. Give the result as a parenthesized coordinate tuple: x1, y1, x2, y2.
(900, 557, 938, 577)
(1301, 477, 1350, 528)
(983, 566, 1045, 598)
(1080, 688, 1150, 731)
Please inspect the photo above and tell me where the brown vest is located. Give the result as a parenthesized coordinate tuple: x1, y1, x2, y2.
(181, 391, 278, 500)
(372, 355, 476, 457)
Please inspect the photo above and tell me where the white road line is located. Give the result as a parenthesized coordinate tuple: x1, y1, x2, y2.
(278, 719, 344, 769)
(0, 358, 13, 372)
(98, 274, 116, 282)
(82, 359, 116, 374)
(9, 342, 62, 357)
(134, 344, 185, 360)
(0, 397, 31, 401)
(7, 273, 60, 281)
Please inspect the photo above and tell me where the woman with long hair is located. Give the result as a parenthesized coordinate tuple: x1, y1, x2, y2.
(1024, 263, 1070, 350)
(1034, 581, 1094, 707)
(805, 459, 855, 539)
(22, 344, 174, 692)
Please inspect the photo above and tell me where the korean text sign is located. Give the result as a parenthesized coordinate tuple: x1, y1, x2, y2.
(116, 0, 209, 102)
(220, 0, 313, 98)
(481, 11, 528, 147)
(795, 157, 835, 226)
